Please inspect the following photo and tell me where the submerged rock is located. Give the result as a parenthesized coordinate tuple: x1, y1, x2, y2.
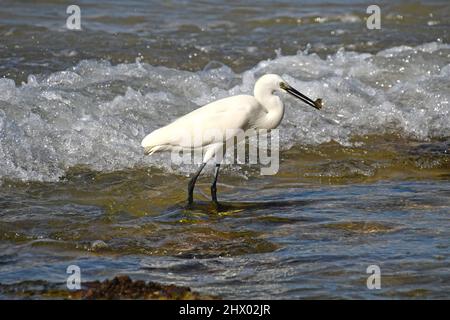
(78, 275, 218, 300)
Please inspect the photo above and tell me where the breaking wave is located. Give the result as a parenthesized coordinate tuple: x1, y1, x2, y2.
(0, 42, 449, 181)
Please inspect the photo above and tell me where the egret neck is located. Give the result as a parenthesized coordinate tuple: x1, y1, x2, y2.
(253, 78, 285, 130)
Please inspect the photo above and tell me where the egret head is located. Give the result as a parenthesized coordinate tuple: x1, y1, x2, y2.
(256, 74, 322, 110)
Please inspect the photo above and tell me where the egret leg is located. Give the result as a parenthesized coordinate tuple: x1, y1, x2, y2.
(187, 162, 207, 205)
(211, 164, 221, 205)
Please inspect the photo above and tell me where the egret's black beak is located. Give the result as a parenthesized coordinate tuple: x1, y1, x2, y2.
(280, 82, 322, 110)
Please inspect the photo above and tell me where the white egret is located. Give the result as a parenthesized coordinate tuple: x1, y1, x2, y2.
(141, 74, 322, 206)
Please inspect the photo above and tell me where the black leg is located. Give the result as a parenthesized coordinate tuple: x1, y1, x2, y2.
(187, 162, 206, 205)
(211, 164, 220, 205)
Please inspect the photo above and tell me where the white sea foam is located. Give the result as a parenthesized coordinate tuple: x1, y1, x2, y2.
(0, 42, 449, 181)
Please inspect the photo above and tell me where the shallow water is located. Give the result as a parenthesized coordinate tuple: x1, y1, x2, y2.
(0, 0, 449, 299)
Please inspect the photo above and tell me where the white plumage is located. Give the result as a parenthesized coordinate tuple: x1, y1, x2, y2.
(141, 74, 322, 205)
